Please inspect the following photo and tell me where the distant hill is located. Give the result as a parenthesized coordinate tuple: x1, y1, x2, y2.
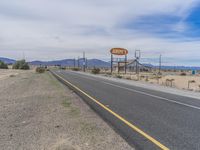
(0, 57, 16, 64)
(30, 59, 75, 66)
(29, 58, 110, 68)
(87, 59, 110, 67)
(1, 57, 200, 70)
(160, 66, 200, 71)
(144, 64, 200, 70)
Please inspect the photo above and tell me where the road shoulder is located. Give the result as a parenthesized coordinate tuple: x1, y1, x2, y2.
(0, 70, 134, 150)
(74, 71, 200, 100)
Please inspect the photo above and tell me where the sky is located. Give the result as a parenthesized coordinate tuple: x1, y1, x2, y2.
(0, 0, 200, 66)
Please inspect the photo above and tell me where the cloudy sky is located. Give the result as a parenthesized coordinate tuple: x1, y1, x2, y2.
(0, 0, 200, 66)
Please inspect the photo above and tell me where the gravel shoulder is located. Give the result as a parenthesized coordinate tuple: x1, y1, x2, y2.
(0, 70, 134, 150)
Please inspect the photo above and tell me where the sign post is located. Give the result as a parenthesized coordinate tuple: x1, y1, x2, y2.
(110, 48, 128, 74)
(111, 54, 113, 73)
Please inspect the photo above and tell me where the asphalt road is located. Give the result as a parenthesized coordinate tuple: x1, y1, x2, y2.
(52, 70, 200, 150)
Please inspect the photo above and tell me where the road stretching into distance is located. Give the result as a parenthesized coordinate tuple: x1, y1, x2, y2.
(51, 70, 200, 150)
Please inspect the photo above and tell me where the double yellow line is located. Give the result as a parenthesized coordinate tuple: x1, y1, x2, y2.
(53, 71, 169, 150)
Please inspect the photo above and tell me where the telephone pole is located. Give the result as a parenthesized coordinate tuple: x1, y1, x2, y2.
(135, 50, 141, 74)
(83, 52, 86, 72)
(74, 58, 76, 68)
(85, 58, 88, 69)
(78, 56, 80, 68)
(159, 54, 162, 74)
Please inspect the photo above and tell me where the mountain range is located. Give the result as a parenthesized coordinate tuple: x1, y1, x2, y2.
(0, 57, 200, 70)
(29, 58, 110, 67)
(0, 57, 16, 64)
(0, 57, 110, 68)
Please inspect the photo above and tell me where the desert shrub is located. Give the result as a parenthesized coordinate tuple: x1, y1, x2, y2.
(126, 76, 131, 80)
(116, 75, 122, 79)
(9, 74, 15, 77)
(106, 72, 112, 75)
(58, 66, 66, 70)
(12, 60, 30, 70)
(180, 72, 186, 76)
(91, 68, 100, 74)
(71, 67, 81, 71)
(36, 67, 45, 73)
(140, 75, 145, 80)
(0, 60, 8, 69)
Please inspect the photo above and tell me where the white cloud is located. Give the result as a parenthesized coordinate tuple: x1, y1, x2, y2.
(0, 0, 200, 65)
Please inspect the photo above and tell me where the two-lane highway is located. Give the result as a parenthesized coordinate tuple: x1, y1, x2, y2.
(52, 70, 200, 150)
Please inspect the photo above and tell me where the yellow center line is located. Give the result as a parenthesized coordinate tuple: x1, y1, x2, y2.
(53, 71, 170, 150)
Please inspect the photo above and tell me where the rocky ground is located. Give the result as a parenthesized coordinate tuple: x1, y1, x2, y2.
(0, 69, 134, 150)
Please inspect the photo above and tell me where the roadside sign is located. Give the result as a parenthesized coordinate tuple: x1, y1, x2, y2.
(110, 48, 128, 56)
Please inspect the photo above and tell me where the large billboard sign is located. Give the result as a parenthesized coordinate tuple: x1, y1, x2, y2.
(110, 48, 128, 55)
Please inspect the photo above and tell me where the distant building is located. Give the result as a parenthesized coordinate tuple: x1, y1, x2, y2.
(113, 59, 152, 72)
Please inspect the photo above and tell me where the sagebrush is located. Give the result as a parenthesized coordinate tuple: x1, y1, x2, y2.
(36, 67, 46, 73)
(92, 68, 100, 74)
(12, 60, 30, 70)
(0, 60, 8, 69)
(71, 67, 81, 71)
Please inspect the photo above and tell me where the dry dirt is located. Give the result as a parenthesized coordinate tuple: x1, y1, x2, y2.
(0, 69, 134, 150)
(109, 72, 200, 92)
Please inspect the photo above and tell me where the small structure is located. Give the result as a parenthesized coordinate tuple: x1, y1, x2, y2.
(127, 59, 152, 72)
(113, 59, 152, 73)
(166, 79, 175, 87)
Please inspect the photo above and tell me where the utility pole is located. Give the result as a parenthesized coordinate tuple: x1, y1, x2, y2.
(136, 59, 138, 74)
(159, 54, 162, 74)
(85, 58, 88, 69)
(78, 56, 80, 68)
(135, 50, 141, 74)
(83, 52, 86, 72)
(74, 58, 76, 68)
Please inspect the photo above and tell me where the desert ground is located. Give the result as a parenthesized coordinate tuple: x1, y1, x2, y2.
(102, 71, 200, 92)
(0, 69, 133, 150)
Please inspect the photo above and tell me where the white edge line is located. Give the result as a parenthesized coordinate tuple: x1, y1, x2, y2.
(61, 71, 200, 110)
(103, 82, 200, 110)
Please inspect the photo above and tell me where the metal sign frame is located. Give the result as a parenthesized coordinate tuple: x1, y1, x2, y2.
(110, 48, 128, 74)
